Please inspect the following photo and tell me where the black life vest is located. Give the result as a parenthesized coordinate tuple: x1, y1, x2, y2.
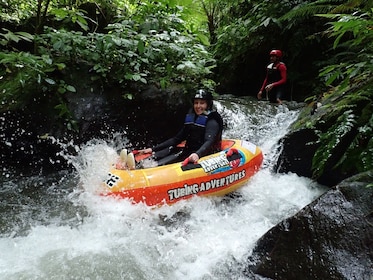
(184, 110, 223, 152)
(267, 62, 285, 85)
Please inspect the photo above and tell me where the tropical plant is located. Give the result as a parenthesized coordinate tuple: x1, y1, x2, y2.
(310, 10, 373, 178)
(211, 0, 317, 94)
(0, 0, 216, 131)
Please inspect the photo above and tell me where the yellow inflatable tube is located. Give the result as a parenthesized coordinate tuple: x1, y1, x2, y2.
(101, 139, 263, 206)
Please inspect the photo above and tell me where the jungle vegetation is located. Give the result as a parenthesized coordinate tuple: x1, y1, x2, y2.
(1, 0, 372, 179)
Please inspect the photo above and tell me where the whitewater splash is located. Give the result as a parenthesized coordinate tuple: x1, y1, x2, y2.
(0, 96, 326, 280)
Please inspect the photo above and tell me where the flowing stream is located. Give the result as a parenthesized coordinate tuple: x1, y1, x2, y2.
(0, 95, 326, 279)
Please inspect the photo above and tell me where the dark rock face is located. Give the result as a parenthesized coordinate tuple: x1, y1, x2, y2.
(245, 170, 373, 280)
(274, 90, 372, 187)
(274, 127, 358, 187)
(1, 85, 190, 173)
(274, 129, 318, 179)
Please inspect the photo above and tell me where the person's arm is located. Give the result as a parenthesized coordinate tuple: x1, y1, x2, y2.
(153, 129, 184, 152)
(258, 68, 268, 99)
(259, 76, 268, 92)
(139, 127, 185, 154)
(188, 119, 220, 162)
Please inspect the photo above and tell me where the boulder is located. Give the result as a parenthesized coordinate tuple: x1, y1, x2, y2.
(245, 170, 373, 280)
(273, 97, 367, 187)
(274, 128, 318, 179)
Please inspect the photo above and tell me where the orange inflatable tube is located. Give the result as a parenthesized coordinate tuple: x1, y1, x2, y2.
(101, 139, 263, 206)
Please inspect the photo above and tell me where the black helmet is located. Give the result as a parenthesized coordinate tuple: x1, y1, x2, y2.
(193, 89, 213, 109)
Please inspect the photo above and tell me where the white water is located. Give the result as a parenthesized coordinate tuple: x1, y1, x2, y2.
(0, 96, 326, 279)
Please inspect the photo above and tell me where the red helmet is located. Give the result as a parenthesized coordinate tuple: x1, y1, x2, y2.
(269, 49, 282, 58)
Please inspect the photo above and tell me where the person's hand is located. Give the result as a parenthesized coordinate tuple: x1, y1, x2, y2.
(265, 83, 274, 91)
(188, 153, 199, 163)
(257, 91, 262, 100)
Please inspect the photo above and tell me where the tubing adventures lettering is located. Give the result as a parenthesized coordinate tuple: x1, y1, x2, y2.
(167, 170, 246, 201)
(199, 154, 230, 173)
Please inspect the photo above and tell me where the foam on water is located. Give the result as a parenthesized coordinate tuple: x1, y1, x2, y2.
(0, 171, 323, 279)
(0, 97, 326, 280)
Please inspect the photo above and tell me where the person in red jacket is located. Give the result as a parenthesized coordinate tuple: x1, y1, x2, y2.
(257, 49, 287, 104)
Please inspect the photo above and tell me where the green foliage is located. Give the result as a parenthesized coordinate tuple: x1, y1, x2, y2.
(50, 8, 90, 31)
(311, 89, 373, 178)
(341, 106, 373, 173)
(33, 19, 214, 89)
(312, 106, 356, 178)
(317, 12, 373, 87)
(0, 0, 216, 132)
(1, 0, 36, 22)
(0, 50, 79, 130)
(214, 17, 252, 63)
(1, 52, 51, 110)
(212, 0, 299, 81)
(100, 18, 214, 88)
(310, 10, 373, 178)
(0, 28, 34, 46)
(280, 0, 373, 23)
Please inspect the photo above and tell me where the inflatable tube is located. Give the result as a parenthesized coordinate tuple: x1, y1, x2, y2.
(102, 139, 263, 206)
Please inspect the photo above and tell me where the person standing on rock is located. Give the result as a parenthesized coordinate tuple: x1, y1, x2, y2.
(137, 89, 224, 166)
(257, 49, 287, 104)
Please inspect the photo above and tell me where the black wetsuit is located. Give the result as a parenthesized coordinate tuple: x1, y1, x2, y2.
(260, 61, 287, 103)
(152, 110, 223, 166)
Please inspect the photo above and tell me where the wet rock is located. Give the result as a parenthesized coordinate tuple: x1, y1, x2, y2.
(158, 209, 191, 231)
(0, 83, 190, 173)
(245, 170, 373, 280)
(274, 128, 318, 179)
(274, 90, 372, 187)
(274, 122, 358, 187)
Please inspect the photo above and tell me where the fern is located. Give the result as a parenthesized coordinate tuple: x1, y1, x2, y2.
(279, 0, 370, 22)
(281, 0, 373, 22)
(312, 109, 357, 178)
(280, 5, 333, 22)
(309, 8, 373, 180)
(311, 86, 373, 178)
(338, 119, 373, 173)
